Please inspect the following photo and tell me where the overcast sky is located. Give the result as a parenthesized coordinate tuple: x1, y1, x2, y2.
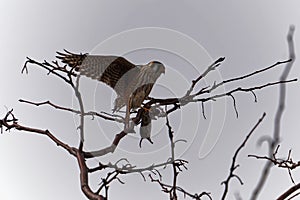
(1, 1, 300, 200)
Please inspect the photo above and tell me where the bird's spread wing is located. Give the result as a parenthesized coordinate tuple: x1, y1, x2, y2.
(56, 50, 138, 95)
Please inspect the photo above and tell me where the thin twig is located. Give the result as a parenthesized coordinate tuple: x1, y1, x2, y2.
(185, 57, 225, 96)
(195, 79, 297, 103)
(22, 57, 75, 85)
(249, 145, 300, 183)
(19, 99, 121, 122)
(209, 59, 292, 94)
(166, 115, 178, 200)
(149, 174, 212, 200)
(221, 112, 266, 200)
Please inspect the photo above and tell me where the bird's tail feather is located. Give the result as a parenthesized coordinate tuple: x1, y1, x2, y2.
(56, 49, 88, 69)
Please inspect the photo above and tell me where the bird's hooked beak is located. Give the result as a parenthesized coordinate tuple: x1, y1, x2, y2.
(161, 65, 166, 74)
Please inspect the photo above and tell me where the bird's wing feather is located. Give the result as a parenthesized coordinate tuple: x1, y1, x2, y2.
(56, 50, 138, 95)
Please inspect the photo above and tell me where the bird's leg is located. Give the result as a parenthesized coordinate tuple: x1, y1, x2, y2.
(124, 105, 135, 133)
(124, 98, 136, 133)
(125, 104, 130, 129)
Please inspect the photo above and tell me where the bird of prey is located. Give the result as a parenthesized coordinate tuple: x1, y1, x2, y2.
(56, 50, 165, 130)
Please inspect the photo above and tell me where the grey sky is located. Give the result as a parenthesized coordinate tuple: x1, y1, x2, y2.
(0, 1, 300, 199)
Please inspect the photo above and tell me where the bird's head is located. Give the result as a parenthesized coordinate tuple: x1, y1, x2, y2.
(148, 61, 166, 75)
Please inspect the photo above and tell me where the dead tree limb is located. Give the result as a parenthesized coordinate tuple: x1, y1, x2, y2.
(0, 110, 105, 200)
(221, 112, 266, 200)
(250, 25, 296, 200)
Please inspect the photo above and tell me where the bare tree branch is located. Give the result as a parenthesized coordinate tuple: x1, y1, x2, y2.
(19, 99, 125, 123)
(145, 58, 295, 117)
(185, 57, 225, 96)
(221, 112, 266, 200)
(249, 145, 300, 184)
(166, 115, 179, 200)
(149, 174, 212, 200)
(22, 57, 76, 85)
(0, 110, 105, 200)
(250, 25, 296, 200)
(195, 79, 297, 103)
(277, 183, 300, 200)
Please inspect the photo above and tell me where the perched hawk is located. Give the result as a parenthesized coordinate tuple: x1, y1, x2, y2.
(56, 50, 165, 128)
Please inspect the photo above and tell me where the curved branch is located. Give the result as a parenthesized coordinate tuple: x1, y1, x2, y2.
(277, 183, 300, 200)
(221, 112, 266, 200)
(250, 25, 296, 200)
(0, 110, 105, 200)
